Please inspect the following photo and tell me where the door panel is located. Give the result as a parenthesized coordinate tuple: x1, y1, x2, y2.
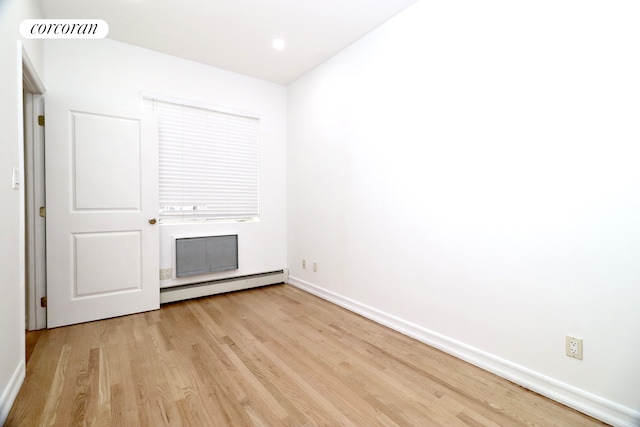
(46, 97, 159, 328)
(73, 112, 141, 210)
(74, 231, 142, 296)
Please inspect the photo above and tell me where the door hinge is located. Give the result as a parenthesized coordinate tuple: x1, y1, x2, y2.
(39, 206, 46, 218)
(38, 115, 45, 126)
(40, 296, 47, 308)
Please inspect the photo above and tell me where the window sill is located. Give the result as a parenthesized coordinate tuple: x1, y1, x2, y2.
(159, 217, 259, 225)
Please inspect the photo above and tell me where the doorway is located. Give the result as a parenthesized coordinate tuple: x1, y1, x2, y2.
(22, 47, 46, 331)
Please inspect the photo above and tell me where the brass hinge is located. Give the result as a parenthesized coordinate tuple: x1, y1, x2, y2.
(40, 296, 47, 308)
(39, 206, 46, 218)
(38, 115, 45, 126)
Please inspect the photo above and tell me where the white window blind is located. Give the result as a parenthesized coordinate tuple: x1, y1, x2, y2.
(144, 97, 259, 220)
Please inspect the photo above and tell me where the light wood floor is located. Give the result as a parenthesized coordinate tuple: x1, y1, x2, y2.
(7, 284, 608, 426)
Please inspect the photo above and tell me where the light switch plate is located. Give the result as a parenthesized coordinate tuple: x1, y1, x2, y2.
(12, 167, 20, 189)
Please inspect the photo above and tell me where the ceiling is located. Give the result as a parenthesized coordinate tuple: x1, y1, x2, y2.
(37, 0, 419, 85)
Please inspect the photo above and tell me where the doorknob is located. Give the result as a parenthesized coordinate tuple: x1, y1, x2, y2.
(149, 218, 157, 225)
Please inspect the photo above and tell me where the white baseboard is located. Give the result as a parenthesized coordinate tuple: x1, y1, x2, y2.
(288, 276, 640, 427)
(0, 360, 25, 426)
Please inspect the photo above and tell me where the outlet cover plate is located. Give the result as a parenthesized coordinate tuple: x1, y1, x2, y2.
(566, 335, 583, 360)
(160, 268, 172, 280)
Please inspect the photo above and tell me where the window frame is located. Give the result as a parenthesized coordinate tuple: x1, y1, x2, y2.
(142, 93, 260, 223)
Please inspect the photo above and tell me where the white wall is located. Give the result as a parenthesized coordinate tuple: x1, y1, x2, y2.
(287, 1, 640, 425)
(44, 38, 287, 288)
(0, 0, 44, 422)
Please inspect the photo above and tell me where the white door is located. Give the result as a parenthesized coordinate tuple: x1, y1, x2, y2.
(45, 97, 159, 328)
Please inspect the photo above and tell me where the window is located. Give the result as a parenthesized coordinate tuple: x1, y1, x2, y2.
(144, 96, 260, 220)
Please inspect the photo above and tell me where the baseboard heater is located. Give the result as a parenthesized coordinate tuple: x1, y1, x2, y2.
(160, 269, 288, 304)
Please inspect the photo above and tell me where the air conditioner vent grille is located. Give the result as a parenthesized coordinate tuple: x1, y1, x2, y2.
(175, 234, 238, 278)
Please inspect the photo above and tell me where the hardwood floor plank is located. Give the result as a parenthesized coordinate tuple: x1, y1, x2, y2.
(25, 331, 41, 365)
(39, 342, 71, 426)
(7, 284, 609, 426)
(83, 347, 101, 425)
(109, 383, 125, 427)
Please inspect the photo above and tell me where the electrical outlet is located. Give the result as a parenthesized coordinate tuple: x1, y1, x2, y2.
(302, 259, 306, 269)
(159, 268, 172, 280)
(566, 336, 583, 360)
(313, 262, 318, 272)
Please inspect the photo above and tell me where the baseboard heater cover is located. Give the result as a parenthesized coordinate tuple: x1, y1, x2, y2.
(160, 269, 288, 304)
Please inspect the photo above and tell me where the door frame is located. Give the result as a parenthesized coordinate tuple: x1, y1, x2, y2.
(22, 46, 46, 331)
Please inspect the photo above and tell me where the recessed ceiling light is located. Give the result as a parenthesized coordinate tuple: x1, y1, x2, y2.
(272, 38, 285, 50)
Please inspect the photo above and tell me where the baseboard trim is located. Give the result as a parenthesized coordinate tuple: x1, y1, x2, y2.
(0, 360, 25, 426)
(288, 276, 640, 427)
